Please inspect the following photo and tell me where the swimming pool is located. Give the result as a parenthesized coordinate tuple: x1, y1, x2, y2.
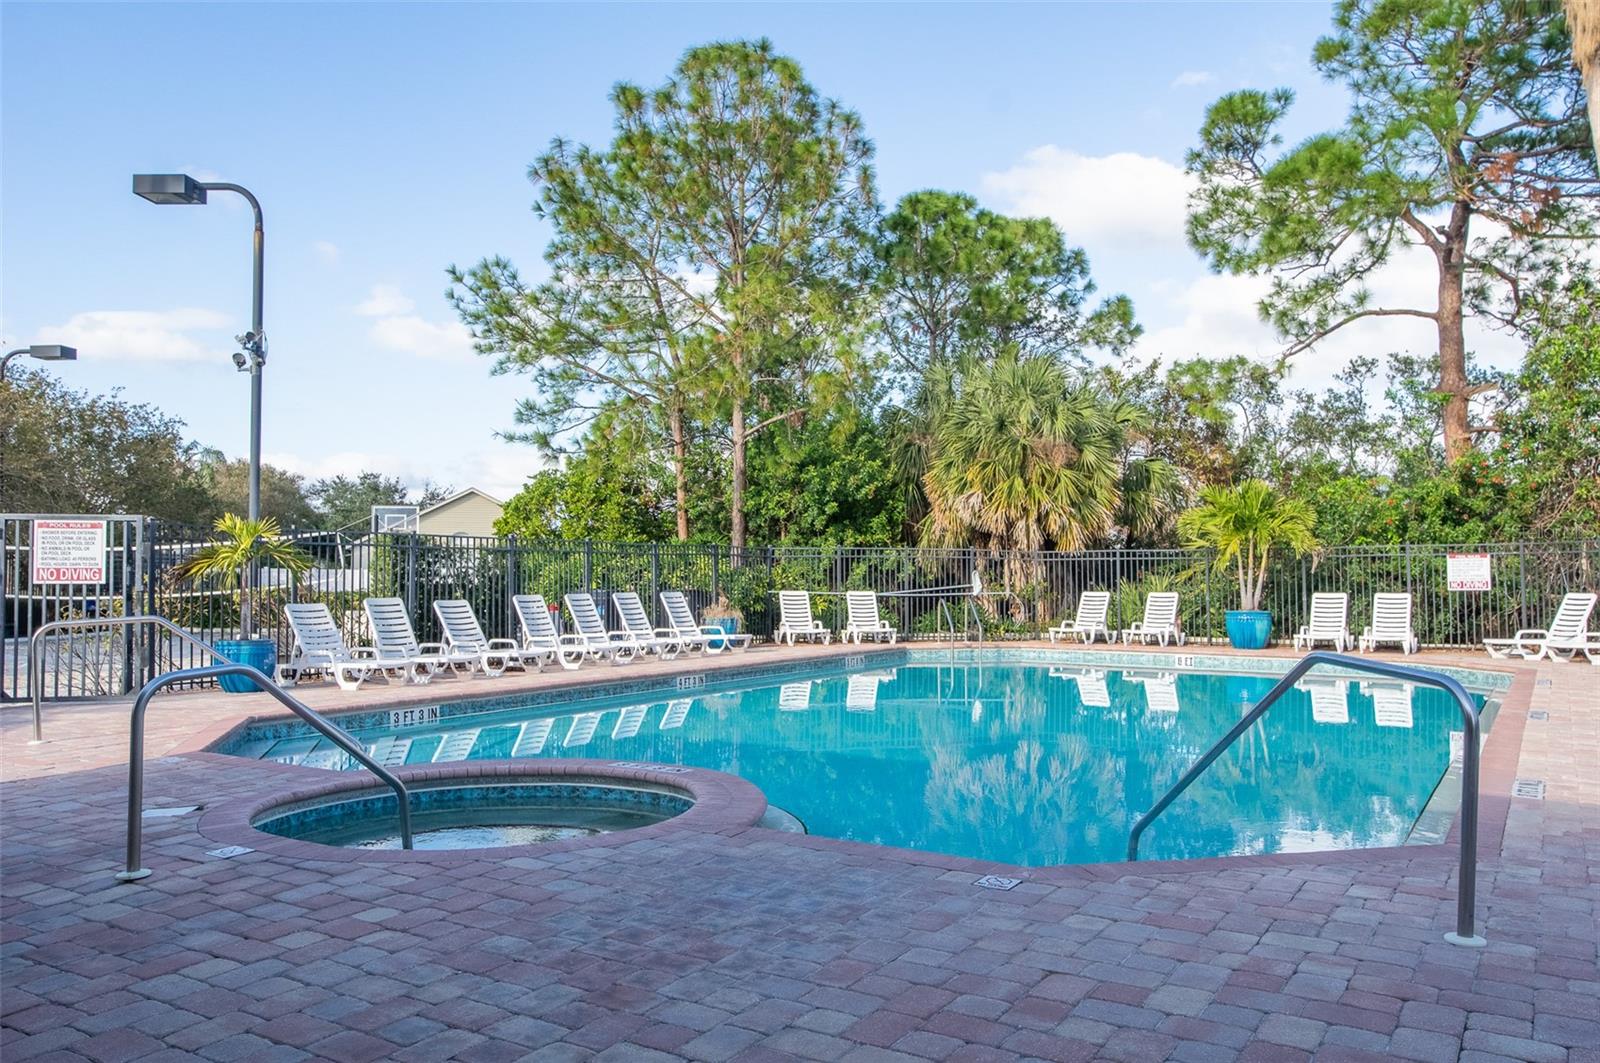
(219, 651, 1498, 866)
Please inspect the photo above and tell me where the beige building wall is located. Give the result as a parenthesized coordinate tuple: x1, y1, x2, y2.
(416, 491, 503, 537)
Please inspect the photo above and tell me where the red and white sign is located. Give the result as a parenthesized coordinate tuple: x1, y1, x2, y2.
(31, 519, 108, 584)
(1446, 552, 1492, 592)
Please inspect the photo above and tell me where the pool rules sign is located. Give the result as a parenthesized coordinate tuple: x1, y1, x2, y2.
(31, 519, 107, 584)
(1446, 552, 1492, 592)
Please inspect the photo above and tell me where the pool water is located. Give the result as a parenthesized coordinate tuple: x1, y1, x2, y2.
(232, 662, 1487, 866)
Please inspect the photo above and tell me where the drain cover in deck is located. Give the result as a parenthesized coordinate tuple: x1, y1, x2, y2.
(975, 875, 1022, 891)
(1512, 779, 1546, 800)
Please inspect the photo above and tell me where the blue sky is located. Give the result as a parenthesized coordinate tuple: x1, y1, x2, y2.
(2, 2, 1514, 501)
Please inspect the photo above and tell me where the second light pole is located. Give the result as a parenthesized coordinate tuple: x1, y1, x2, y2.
(133, 173, 267, 522)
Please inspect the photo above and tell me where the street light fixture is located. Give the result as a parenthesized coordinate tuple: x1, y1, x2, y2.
(0, 344, 78, 382)
(132, 172, 266, 523)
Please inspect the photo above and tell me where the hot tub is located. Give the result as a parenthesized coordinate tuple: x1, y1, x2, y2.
(252, 775, 693, 851)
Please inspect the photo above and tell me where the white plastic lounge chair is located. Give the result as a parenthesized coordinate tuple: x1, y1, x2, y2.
(845, 673, 883, 712)
(368, 736, 413, 767)
(563, 593, 639, 664)
(660, 699, 692, 729)
(778, 681, 813, 710)
(1293, 593, 1351, 652)
(277, 602, 376, 691)
(1483, 593, 1597, 661)
(611, 592, 685, 659)
(776, 591, 832, 645)
(1127, 671, 1181, 713)
(842, 591, 898, 644)
(1049, 665, 1111, 708)
(511, 719, 554, 757)
(1364, 681, 1415, 728)
(1358, 593, 1419, 654)
(433, 729, 481, 762)
(1049, 591, 1112, 645)
(433, 599, 540, 676)
(1121, 593, 1185, 647)
(1296, 676, 1350, 724)
(613, 705, 648, 740)
(363, 598, 458, 683)
(660, 590, 752, 653)
(565, 712, 602, 747)
(511, 594, 588, 670)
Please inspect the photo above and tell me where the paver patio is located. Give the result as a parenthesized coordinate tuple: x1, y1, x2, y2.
(2, 643, 1596, 1062)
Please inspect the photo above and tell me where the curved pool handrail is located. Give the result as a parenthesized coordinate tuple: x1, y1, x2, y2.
(120, 663, 413, 883)
(1125, 651, 1485, 947)
(28, 613, 233, 743)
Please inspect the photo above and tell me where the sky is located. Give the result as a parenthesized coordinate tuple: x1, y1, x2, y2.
(1, 2, 1524, 503)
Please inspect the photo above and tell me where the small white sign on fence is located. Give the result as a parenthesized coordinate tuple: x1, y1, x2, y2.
(30, 519, 107, 584)
(1446, 552, 1492, 592)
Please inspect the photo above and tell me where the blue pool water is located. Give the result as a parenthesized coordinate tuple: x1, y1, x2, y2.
(225, 659, 1490, 866)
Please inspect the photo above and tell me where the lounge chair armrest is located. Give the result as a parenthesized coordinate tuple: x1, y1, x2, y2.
(1510, 628, 1549, 640)
(350, 647, 379, 660)
(486, 638, 520, 651)
(418, 642, 447, 655)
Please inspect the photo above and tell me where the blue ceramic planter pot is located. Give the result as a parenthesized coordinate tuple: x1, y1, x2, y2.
(214, 639, 277, 693)
(703, 618, 741, 651)
(1224, 610, 1273, 650)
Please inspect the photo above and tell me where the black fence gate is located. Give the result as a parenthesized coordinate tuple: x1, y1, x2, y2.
(1, 514, 148, 702)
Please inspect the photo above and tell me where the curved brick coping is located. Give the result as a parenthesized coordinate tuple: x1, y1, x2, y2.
(198, 758, 768, 863)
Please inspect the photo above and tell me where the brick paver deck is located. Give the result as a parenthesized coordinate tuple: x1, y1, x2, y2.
(3, 645, 1596, 1062)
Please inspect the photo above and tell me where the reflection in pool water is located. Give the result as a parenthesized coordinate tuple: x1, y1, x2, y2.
(234, 663, 1484, 866)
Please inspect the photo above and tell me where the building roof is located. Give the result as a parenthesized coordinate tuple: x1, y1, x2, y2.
(419, 487, 504, 514)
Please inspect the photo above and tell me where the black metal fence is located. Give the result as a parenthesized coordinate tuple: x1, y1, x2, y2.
(4, 512, 1596, 701)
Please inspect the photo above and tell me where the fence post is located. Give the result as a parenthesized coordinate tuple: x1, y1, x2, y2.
(650, 542, 661, 623)
(583, 540, 594, 592)
(505, 535, 519, 638)
(404, 534, 419, 618)
(711, 547, 720, 603)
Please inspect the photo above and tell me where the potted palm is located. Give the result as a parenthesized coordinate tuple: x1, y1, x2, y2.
(1178, 480, 1317, 650)
(699, 597, 743, 652)
(173, 514, 313, 691)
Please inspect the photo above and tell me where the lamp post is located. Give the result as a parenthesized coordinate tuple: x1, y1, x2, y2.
(135, 173, 269, 639)
(0, 344, 77, 383)
(132, 174, 266, 523)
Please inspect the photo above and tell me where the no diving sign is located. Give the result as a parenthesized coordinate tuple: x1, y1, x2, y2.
(1446, 552, 1492, 592)
(31, 519, 107, 584)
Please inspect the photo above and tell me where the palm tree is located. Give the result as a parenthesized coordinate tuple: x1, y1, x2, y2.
(173, 514, 313, 635)
(915, 353, 1178, 608)
(1569, 0, 1600, 159)
(1177, 480, 1317, 611)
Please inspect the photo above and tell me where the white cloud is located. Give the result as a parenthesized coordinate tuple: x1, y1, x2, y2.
(368, 314, 475, 361)
(354, 284, 474, 361)
(355, 284, 414, 317)
(1170, 70, 1215, 88)
(980, 146, 1194, 251)
(1129, 244, 1525, 391)
(35, 308, 232, 362)
(313, 240, 340, 265)
(266, 442, 544, 502)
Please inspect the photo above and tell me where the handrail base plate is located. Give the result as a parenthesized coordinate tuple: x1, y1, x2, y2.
(1444, 932, 1487, 948)
(115, 869, 152, 883)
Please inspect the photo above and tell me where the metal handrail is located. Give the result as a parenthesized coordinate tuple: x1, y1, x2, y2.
(119, 663, 413, 882)
(28, 614, 234, 743)
(1125, 651, 1486, 946)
